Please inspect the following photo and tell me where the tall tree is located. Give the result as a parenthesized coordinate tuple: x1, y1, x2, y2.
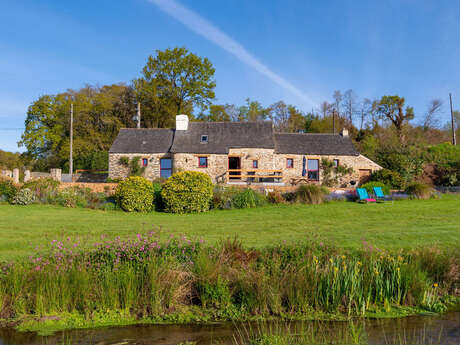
(238, 98, 270, 122)
(375, 95, 414, 142)
(422, 99, 443, 130)
(196, 104, 231, 122)
(343, 89, 357, 123)
(332, 90, 343, 116)
(134, 47, 216, 127)
(269, 101, 290, 131)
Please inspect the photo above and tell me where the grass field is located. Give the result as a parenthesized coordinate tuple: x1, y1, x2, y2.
(0, 194, 459, 261)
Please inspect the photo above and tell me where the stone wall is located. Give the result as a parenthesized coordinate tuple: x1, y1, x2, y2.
(109, 151, 381, 187)
(109, 153, 172, 180)
(173, 153, 228, 183)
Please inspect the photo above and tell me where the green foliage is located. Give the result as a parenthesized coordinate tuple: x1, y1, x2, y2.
(404, 183, 435, 200)
(0, 149, 25, 170)
(375, 146, 424, 186)
(231, 188, 267, 209)
(375, 95, 414, 136)
(0, 178, 17, 202)
(295, 184, 329, 204)
(161, 171, 213, 214)
(134, 47, 216, 127)
(53, 187, 90, 208)
(119, 156, 146, 177)
(369, 169, 404, 189)
(74, 151, 109, 171)
(115, 176, 155, 212)
(361, 181, 390, 196)
(320, 158, 353, 187)
(424, 143, 460, 186)
(23, 178, 60, 202)
(19, 84, 136, 172)
(11, 188, 35, 205)
(0, 236, 457, 330)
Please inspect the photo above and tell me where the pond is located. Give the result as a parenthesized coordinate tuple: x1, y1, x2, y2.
(0, 313, 459, 345)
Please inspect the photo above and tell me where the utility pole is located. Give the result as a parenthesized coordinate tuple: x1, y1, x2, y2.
(137, 102, 141, 129)
(450, 93, 457, 145)
(69, 103, 73, 181)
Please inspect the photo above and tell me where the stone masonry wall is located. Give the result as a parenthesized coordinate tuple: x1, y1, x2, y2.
(109, 151, 381, 187)
(173, 153, 228, 183)
(109, 153, 172, 180)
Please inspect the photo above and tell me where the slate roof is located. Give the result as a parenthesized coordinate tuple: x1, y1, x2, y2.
(274, 133, 359, 156)
(109, 122, 360, 156)
(109, 128, 174, 153)
(171, 122, 275, 154)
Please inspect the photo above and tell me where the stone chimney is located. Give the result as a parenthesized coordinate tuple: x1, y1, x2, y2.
(176, 114, 189, 131)
(340, 128, 349, 137)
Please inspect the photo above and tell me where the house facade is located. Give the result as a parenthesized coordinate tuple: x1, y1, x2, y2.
(109, 115, 381, 187)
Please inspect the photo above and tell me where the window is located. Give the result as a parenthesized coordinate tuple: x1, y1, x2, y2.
(160, 158, 172, 178)
(286, 158, 294, 168)
(200, 135, 208, 143)
(198, 156, 208, 168)
(142, 158, 148, 167)
(160, 159, 172, 178)
(307, 159, 319, 180)
(333, 159, 339, 168)
(252, 160, 258, 169)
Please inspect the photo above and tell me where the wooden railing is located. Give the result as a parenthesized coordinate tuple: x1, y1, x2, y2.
(226, 169, 283, 182)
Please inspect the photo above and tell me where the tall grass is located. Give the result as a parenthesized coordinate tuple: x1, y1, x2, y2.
(0, 235, 458, 324)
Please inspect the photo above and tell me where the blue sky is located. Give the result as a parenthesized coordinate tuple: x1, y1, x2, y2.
(1, 0, 459, 152)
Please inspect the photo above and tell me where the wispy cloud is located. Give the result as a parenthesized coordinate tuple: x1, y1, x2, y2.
(148, 0, 316, 107)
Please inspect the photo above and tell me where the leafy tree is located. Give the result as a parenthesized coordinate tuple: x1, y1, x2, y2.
(375, 96, 414, 141)
(134, 47, 216, 127)
(196, 104, 231, 122)
(237, 98, 270, 121)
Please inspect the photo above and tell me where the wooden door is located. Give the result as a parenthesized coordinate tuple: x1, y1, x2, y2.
(358, 169, 372, 185)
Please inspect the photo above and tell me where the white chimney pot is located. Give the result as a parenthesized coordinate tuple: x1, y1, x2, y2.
(341, 128, 349, 137)
(176, 114, 189, 131)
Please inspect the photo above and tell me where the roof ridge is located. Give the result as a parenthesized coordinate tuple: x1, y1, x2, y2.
(275, 132, 341, 136)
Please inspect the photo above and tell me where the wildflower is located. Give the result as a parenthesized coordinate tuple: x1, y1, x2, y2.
(334, 267, 339, 273)
(329, 258, 333, 263)
(357, 261, 362, 266)
(433, 283, 438, 288)
(341, 255, 346, 259)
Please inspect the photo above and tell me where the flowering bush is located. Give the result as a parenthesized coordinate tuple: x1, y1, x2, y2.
(23, 178, 60, 203)
(0, 177, 17, 202)
(11, 188, 35, 205)
(161, 171, 213, 213)
(115, 176, 155, 212)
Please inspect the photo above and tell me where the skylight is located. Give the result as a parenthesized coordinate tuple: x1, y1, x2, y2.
(200, 135, 208, 143)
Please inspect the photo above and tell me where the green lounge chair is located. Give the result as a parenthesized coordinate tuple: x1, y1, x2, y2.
(356, 188, 376, 203)
(373, 186, 393, 203)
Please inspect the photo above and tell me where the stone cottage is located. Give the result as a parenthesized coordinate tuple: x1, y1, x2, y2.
(109, 115, 381, 187)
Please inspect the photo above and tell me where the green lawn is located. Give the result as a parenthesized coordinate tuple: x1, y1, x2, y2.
(0, 194, 459, 261)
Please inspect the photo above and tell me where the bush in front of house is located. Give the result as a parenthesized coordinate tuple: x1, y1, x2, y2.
(161, 171, 213, 214)
(11, 188, 35, 205)
(369, 169, 404, 190)
(231, 188, 267, 209)
(295, 184, 329, 204)
(23, 178, 60, 203)
(0, 177, 17, 202)
(115, 176, 155, 212)
(267, 191, 285, 204)
(404, 182, 436, 200)
(361, 181, 391, 196)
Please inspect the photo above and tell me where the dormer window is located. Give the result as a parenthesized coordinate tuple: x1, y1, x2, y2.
(200, 135, 208, 143)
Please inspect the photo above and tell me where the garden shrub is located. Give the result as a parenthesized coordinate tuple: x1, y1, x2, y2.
(267, 191, 284, 204)
(23, 178, 60, 202)
(369, 168, 404, 189)
(161, 171, 213, 214)
(0, 177, 17, 202)
(53, 187, 90, 208)
(115, 176, 155, 212)
(295, 184, 329, 204)
(404, 182, 435, 200)
(232, 188, 266, 209)
(361, 181, 390, 196)
(11, 188, 35, 205)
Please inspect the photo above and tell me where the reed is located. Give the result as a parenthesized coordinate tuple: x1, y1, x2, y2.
(0, 235, 458, 326)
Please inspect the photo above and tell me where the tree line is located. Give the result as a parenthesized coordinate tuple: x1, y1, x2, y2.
(4, 47, 459, 182)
